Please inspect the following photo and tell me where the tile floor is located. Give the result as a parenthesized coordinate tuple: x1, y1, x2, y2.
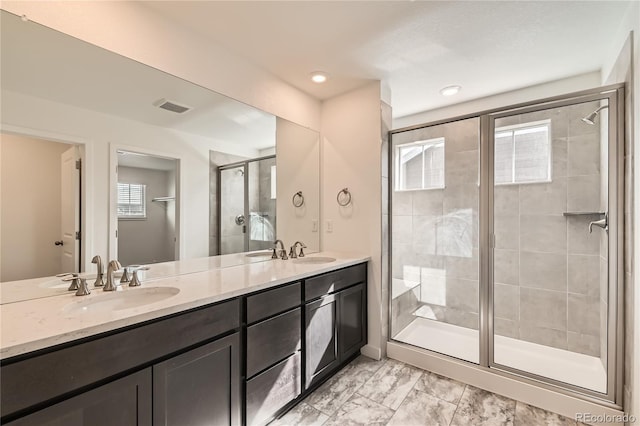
(273, 356, 584, 426)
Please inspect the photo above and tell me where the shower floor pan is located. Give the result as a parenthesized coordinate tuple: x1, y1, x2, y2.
(394, 317, 606, 393)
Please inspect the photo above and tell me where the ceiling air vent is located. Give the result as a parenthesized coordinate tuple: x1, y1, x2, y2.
(153, 98, 191, 114)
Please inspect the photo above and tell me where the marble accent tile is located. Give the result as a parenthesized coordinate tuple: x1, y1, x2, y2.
(494, 249, 519, 285)
(357, 358, 423, 410)
(567, 217, 600, 255)
(305, 356, 385, 416)
(514, 401, 577, 426)
(520, 288, 567, 331)
(387, 389, 457, 426)
(520, 215, 567, 253)
(567, 175, 600, 212)
(450, 385, 516, 426)
(568, 293, 600, 335)
(519, 179, 567, 215)
(413, 371, 466, 404)
(567, 135, 600, 177)
(272, 402, 328, 426)
(519, 251, 567, 291)
(494, 283, 519, 321)
(494, 215, 519, 250)
(568, 254, 600, 297)
(323, 394, 395, 426)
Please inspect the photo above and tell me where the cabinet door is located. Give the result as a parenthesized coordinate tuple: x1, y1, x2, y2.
(7, 368, 151, 426)
(305, 294, 339, 389)
(338, 283, 367, 361)
(153, 333, 240, 426)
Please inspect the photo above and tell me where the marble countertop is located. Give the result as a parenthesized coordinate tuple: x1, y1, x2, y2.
(0, 252, 369, 360)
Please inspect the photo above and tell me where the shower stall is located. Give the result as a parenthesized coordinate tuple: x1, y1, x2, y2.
(389, 85, 624, 406)
(218, 156, 276, 255)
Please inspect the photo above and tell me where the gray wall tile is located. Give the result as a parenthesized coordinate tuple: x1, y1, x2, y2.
(568, 294, 600, 335)
(568, 255, 600, 297)
(520, 251, 567, 292)
(520, 288, 567, 331)
(520, 215, 567, 253)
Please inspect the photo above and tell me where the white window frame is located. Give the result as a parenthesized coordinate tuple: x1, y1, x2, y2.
(395, 137, 445, 191)
(494, 119, 552, 186)
(117, 182, 147, 219)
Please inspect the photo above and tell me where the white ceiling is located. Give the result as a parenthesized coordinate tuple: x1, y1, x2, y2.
(142, 1, 632, 118)
(0, 11, 276, 150)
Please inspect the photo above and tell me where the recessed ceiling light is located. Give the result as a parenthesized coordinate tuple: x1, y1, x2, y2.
(440, 85, 461, 96)
(311, 72, 328, 84)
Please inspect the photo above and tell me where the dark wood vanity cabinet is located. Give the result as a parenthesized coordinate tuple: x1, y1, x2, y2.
(1, 262, 367, 426)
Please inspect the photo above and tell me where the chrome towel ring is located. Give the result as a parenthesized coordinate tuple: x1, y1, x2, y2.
(337, 188, 352, 206)
(292, 191, 305, 207)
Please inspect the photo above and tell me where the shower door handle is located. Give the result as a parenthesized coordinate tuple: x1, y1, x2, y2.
(589, 213, 608, 233)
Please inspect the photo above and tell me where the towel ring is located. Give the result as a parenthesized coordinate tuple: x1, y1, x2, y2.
(292, 191, 305, 208)
(337, 188, 352, 207)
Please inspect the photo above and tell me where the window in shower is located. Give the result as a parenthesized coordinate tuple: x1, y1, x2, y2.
(395, 138, 445, 191)
(390, 118, 480, 363)
(495, 120, 551, 185)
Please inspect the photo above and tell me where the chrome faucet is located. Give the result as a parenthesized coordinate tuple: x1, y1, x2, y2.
(273, 239, 288, 260)
(91, 255, 104, 287)
(104, 260, 122, 291)
(289, 241, 307, 259)
(128, 266, 150, 287)
(75, 278, 91, 296)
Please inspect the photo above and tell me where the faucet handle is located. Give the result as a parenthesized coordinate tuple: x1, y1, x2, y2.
(280, 249, 288, 260)
(289, 246, 297, 259)
(75, 278, 91, 296)
(129, 270, 142, 287)
(299, 247, 305, 257)
(59, 273, 80, 291)
(271, 248, 278, 259)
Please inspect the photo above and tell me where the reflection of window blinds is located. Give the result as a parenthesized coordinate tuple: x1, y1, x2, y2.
(118, 183, 146, 217)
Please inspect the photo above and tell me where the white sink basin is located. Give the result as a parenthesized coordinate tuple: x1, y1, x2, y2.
(245, 250, 273, 258)
(63, 287, 180, 314)
(292, 256, 336, 265)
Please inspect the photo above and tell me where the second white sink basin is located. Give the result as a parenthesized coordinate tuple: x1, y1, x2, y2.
(292, 256, 336, 265)
(63, 286, 180, 314)
(245, 250, 273, 258)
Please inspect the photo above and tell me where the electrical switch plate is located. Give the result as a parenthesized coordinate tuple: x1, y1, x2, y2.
(327, 220, 333, 233)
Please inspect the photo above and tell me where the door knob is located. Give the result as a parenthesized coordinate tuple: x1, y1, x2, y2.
(54, 240, 64, 246)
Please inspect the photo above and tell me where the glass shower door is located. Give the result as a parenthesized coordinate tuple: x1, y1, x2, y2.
(490, 94, 617, 395)
(390, 117, 480, 363)
(219, 165, 247, 254)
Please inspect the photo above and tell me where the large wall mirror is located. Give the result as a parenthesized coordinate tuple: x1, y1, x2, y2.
(0, 10, 320, 298)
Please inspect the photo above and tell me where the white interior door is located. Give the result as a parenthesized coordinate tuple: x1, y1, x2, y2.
(60, 146, 80, 273)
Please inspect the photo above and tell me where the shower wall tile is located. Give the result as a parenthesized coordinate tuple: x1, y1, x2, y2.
(392, 215, 412, 245)
(520, 107, 569, 140)
(437, 212, 477, 257)
(442, 184, 478, 212)
(567, 175, 600, 212)
(420, 274, 446, 306)
(567, 217, 600, 255)
(494, 214, 519, 250)
(393, 191, 413, 215)
(551, 138, 568, 178)
(494, 249, 519, 285)
(446, 150, 478, 187)
(518, 179, 567, 216)
(568, 294, 600, 335)
(443, 119, 479, 153)
(567, 102, 600, 138)
(520, 215, 567, 253)
(494, 185, 519, 216)
(494, 283, 519, 321)
(412, 215, 438, 254)
(494, 318, 519, 339)
(445, 251, 479, 281)
(567, 254, 600, 297)
(600, 256, 608, 301)
(568, 331, 600, 357)
(391, 286, 420, 337)
(567, 135, 600, 176)
(445, 278, 478, 314)
(392, 242, 412, 280)
(444, 308, 478, 331)
(412, 190, 443, 216)
(600, 298, 608, 370)
(519, 251, 567, 292)
(520, 288, 567, 331)
(519, 324, 568, 351)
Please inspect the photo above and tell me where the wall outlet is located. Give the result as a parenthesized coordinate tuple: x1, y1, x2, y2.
(327, 220, 333, 233)
(312, 220, 318, 232)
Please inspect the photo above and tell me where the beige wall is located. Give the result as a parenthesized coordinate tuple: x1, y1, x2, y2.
(0, 134, 70, 281)
(321, 82, 384, 359)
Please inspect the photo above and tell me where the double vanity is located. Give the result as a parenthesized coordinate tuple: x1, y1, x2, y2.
(0, 252, 369, 425)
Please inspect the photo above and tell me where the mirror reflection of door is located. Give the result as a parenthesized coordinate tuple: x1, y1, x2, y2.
(116, 150, 177, 266)
(0, 133, 81, 281)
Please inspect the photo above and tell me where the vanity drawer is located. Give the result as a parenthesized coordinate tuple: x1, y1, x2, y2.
(246, 308, 301, 378)
(305, 263, 367, 301)
(246, 282, 301, 324)
(246, 352, 301, 426)
(1, 298, 240, 419)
